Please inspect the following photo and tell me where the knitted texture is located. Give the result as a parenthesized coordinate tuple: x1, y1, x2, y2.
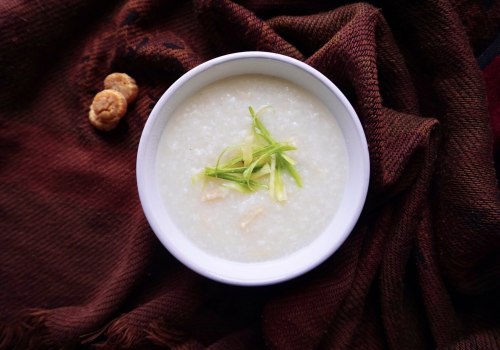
(1, 0, 499, 349)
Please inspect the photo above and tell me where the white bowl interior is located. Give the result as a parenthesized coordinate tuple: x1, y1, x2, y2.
(137, 52, 369, 285)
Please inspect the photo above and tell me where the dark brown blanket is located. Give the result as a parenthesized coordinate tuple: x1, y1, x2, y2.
(1, 0, 500, 349)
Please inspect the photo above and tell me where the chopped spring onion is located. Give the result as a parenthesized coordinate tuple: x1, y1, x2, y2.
(201, 106, 302, 201)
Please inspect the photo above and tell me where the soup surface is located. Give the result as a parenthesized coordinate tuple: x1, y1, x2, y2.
(157, 75, 348, 262)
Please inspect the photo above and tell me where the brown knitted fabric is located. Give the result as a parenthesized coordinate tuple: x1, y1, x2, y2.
(1, 0, 499, 349)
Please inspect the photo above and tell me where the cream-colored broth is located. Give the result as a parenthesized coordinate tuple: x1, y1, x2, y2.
(157, 75, 348, 262)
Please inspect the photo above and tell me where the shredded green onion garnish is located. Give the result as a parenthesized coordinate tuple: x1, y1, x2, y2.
(200, 106, 302, 201)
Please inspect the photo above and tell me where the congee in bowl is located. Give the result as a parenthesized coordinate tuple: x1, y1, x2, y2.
(137, 52, 369, 285)
(157, 75, 348, 262)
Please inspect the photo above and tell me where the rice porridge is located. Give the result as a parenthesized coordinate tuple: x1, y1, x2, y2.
(156, 75, 348, 262)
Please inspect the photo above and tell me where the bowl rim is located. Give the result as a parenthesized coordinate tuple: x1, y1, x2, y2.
(137, 51, 370, 286)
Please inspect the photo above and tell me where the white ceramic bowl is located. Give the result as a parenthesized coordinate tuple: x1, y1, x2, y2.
(137, 52, 369, 286)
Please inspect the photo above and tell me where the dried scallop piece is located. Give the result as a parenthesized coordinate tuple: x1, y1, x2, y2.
(88, 89, 127, 131)
(104, 73, 138, 104)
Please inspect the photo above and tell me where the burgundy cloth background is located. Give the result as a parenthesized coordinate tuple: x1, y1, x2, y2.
(1, 0, 500, 349)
